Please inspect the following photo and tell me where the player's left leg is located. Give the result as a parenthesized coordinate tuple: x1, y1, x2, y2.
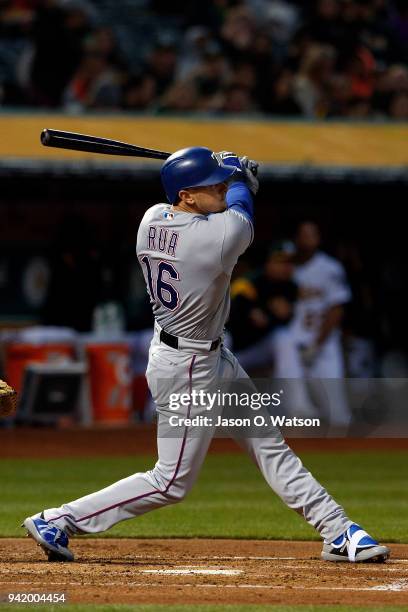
(224, 346, 390, 562)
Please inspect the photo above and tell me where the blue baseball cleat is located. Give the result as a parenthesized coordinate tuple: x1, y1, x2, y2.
(22, 514, 74, 562)
(322, 523, 390, 563)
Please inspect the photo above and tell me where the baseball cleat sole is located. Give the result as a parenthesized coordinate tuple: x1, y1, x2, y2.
(23, 517, 74, 562)
(321, 544, 390, 563)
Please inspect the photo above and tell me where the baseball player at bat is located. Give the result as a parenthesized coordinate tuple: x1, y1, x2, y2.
(23, 148, 389, 564)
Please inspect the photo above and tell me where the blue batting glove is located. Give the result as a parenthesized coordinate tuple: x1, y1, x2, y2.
(215, 151, 243, 172)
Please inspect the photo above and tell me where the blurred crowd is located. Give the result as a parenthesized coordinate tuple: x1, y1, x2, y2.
(0, 0, 407, 118)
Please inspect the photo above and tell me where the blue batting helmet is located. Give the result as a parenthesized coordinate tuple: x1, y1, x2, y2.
(160, 146, 237, 204)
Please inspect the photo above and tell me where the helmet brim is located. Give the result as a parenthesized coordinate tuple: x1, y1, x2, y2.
(184, 164, 237, 190)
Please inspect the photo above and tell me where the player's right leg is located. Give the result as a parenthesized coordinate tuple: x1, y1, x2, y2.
(23, 514, 74, 562)
(23, 416, 213, 561)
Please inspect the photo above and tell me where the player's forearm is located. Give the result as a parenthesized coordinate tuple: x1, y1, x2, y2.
(226, 181, 254, 223)
(316, 305, 344, 346)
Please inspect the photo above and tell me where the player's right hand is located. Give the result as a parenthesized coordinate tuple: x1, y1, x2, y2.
(240, 156, 259, 194)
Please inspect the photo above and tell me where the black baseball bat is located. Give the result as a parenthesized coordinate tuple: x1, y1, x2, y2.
(40, 129, 171, 160)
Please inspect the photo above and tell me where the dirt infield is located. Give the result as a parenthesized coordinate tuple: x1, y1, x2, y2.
(0, 426, 407, 458)
(0, 538, 407, 606)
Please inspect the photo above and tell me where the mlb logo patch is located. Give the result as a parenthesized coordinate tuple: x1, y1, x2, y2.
(163, 211, 174, 220)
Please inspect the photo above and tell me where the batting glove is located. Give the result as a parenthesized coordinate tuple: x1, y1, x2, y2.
(216, 151, 243, 173)
(239, 156, 259, 194)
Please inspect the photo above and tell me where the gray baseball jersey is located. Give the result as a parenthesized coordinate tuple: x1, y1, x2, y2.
(136, 203, 253, 340)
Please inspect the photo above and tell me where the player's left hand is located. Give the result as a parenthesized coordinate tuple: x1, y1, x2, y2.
(0, 380, 17, 418)
(215, 151, 245, 182)
(240, 156, 259, 194)
(216, 151, 243, 173)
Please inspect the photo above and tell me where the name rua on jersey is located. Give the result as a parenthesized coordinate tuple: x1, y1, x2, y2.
(148, 225, 179, 257)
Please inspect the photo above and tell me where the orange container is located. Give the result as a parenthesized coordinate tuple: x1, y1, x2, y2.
(85, 342, 131, 424)
(5, 343, 75, 393)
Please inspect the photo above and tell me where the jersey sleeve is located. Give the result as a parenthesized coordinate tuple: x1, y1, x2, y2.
(325, 262, 352, 307)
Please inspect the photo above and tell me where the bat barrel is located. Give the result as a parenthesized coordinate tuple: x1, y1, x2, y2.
(41, 129, 171, 160)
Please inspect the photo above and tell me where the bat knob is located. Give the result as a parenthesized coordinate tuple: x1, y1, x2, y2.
(41, 129, 50, 146)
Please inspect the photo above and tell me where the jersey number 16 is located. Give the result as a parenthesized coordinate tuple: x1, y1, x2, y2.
(140, 256, 180, 311)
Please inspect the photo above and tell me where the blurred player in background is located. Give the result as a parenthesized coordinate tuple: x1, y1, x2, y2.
(229, 240, 319, 419)
(274, 220, 352, 426)
(229, 240, 297, 368)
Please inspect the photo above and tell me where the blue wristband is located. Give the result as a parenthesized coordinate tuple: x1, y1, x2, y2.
(226, 181, 254, 223)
